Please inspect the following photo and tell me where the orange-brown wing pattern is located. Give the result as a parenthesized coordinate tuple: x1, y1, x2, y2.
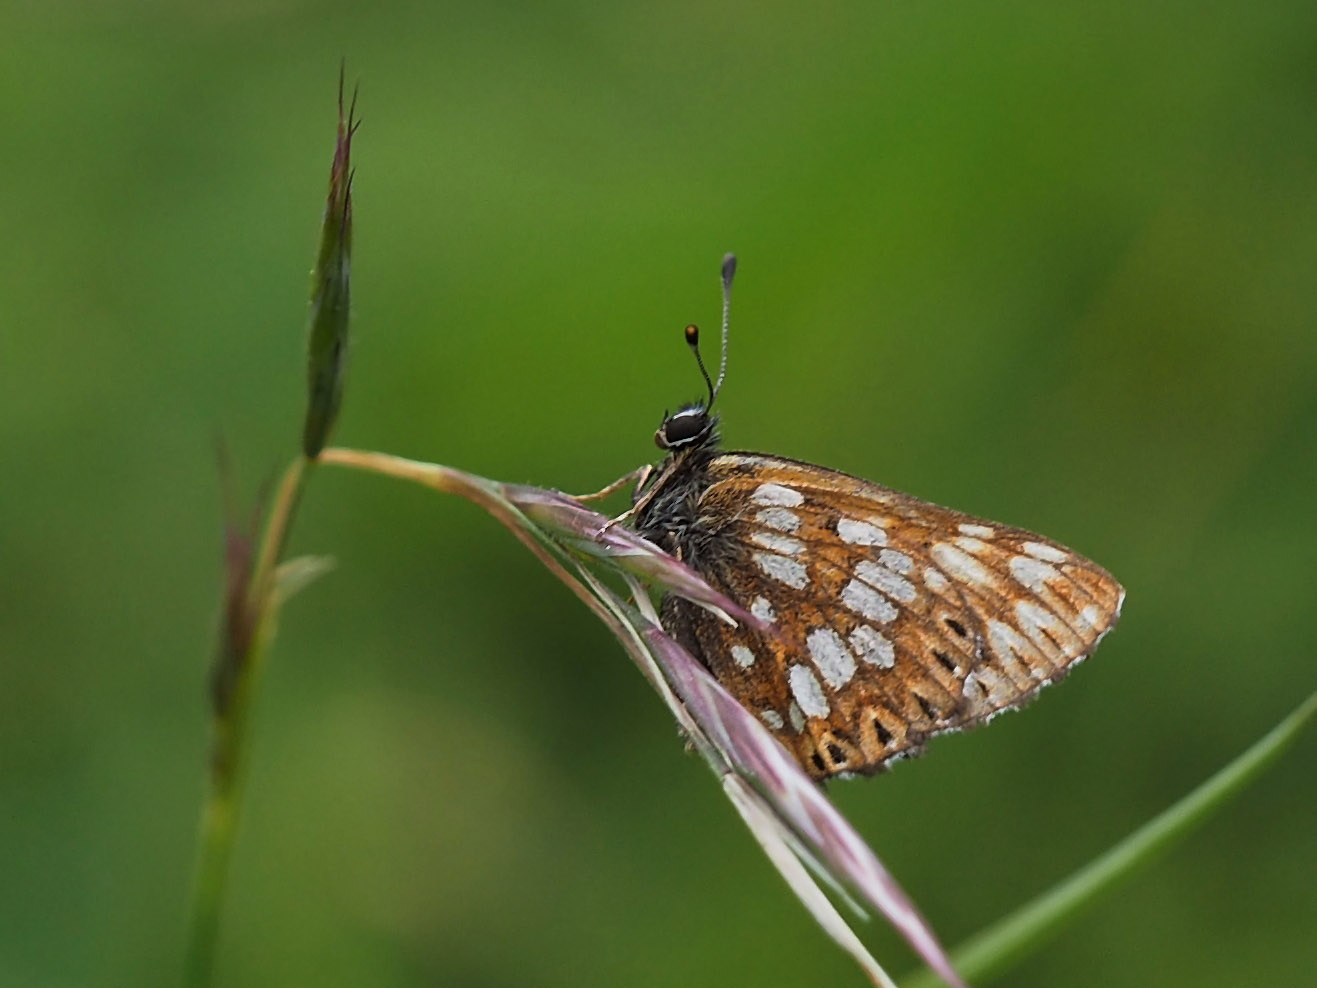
(658, 453, 1125, 781)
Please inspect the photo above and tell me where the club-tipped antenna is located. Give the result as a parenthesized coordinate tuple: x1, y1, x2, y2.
(684, 324, 715, 409)
(714, 253, 736, 401)
(679, 254, 737, 413)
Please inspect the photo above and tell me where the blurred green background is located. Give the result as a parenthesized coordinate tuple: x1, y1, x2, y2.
(3, 2, 1314, 986)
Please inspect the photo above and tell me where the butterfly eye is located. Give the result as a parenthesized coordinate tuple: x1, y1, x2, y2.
(656, 407, 710, 450)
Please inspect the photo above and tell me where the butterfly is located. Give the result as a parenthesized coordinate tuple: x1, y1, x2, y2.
(627, 255, 1124, 781)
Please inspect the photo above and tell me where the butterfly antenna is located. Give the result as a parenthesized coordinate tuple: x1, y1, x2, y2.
(684, 324, 716, 409)
(713, 253, 736, 404)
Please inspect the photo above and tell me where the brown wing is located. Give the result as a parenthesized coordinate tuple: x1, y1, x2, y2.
(658, 453, 1125, 781)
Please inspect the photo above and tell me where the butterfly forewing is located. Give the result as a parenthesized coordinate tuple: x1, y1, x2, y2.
(654, 453, 1125, 781)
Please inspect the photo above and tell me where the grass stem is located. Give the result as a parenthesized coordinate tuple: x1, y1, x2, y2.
(184, 456, 313, 988)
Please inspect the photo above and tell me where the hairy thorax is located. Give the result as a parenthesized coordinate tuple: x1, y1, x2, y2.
(634, 446, 741, 574)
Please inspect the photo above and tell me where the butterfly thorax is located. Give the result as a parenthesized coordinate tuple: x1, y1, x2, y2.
(634, 432, 728, 568)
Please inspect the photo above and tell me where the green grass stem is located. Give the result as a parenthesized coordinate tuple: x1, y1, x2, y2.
(904, 691, 1317, 988)
(184, 457, 312, 988)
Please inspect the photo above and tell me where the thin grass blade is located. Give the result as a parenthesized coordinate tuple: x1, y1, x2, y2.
(723, 775, 899, 988)
(903, 691, 1317, 988)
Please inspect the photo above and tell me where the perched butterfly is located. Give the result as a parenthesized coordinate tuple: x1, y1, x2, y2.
(627, 255, 1124, 781)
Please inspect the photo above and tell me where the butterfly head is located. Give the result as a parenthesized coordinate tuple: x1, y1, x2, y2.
(653, 255, 737, 454)
(655, 400, 717, 451)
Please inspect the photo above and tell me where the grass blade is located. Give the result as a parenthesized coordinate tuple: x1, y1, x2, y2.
(903, 691, 1317, 988)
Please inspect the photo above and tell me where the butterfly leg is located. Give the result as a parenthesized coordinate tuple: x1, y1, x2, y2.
(594, 501, 644, 538)
(598, 456, 686, 533)
(569, 464, 652, 504)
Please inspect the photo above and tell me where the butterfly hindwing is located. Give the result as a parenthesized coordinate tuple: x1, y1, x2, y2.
(657, 453, 1125, 781)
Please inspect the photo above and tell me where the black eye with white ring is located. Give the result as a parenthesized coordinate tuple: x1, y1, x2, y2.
(656, 405, 710, 450)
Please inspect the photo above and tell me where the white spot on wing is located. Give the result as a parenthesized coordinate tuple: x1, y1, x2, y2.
(788, 702, 806, 732)
(1015, 601, 1074, 661)
(789, 665, 830, 718)
(850, 625, 895, 668)
(753, 552, 808, 589)
(923, 567, 949, 592)
(755, 507, 801, 532)
(836, 518, 887, 546)
(878, 548, 914, 574)
(751, 596, 776, 623)
(989, 619, 1047, 680)
(954, 536, 989, 554)
(964, 665, 1015, 709)
(930, 542, 996, 588)
(842, 578, 898, 623)
(1009, 554, 1060, 592)
(806, 628, 857, 688)
(752, 483, 804, 507)
(1078, 603, 1100, 630)
(1023, 541, 1069, 563)
(856, 559, 917, 603)
(731, 645, 756, 668)
(959, 523, 996, 538)
(760, 710, 785, 730)
(751, 531, 804, 556)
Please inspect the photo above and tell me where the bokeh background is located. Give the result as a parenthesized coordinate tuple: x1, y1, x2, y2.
(3, 3, 1315, 986)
